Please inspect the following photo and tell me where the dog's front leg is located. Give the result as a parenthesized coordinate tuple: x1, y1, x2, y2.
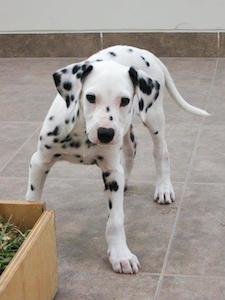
(101, 163, 140, 274)
(26, 151, 54, 201)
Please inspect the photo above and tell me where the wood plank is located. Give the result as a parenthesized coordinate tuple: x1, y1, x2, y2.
(0, 210, 58, 300)
(0, 200, 45, 230)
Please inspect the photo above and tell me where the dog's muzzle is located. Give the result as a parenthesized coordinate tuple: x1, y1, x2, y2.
(97, 127, 115, 144)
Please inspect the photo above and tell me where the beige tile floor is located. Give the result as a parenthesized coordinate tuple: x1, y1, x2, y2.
(0, 57, 224, 299)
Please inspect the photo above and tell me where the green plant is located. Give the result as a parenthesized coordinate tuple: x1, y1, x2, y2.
(0, 215, 30, 275)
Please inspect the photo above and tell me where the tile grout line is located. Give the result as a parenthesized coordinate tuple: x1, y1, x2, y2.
(0, 125, 42, 174)
(154, 58, 219, 300)
(46, 269, 225, 279)
(164, 273, 225, 279)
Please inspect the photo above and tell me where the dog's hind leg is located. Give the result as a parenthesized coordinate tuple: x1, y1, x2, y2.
(143, 104, 175, 204)
(26, 151, 54, 201)
(121, 125, 137, 190)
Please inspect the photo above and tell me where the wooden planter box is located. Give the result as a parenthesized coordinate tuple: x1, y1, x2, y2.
(0, 200, 58, 300)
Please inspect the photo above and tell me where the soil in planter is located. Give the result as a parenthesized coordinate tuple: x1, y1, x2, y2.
(0, 215, 31, 275)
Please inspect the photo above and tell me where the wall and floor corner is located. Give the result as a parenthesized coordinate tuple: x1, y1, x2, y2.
(0, 0, 225, 57)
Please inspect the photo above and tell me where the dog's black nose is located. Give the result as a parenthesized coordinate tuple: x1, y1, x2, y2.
(98, 127, 115, 143)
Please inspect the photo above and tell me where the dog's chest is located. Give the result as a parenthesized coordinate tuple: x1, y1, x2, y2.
(57, 126, 99, 165)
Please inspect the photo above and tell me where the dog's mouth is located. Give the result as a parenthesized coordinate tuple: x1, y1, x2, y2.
(87, 134, 118, 146)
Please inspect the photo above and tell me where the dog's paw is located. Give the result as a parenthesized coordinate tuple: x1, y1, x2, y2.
(107, 246, 140, 274)
(154, 180, 175, 204)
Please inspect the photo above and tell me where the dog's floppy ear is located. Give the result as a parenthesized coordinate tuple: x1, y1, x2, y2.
(53, 61, 93, 114)
(128, 67, 160, 122)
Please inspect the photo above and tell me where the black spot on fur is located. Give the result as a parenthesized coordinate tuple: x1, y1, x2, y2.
(54, 154, 61, 158)
(155, 131, 158, 135)
(130, 132, 135, 142)
(45, 145, 52, 149)
(74, 154, 81, 158)
(102, 171, 110, 186)
(109, 199, 112, 209)
(109, 116, 113, 121)
(82, 64, 88, 71)
(48, 126, 60, 136)
(65, 95, 70, 108)
(49, 116, 54, 121)
(72, 65, 80, 74)
(140, 56, 150, 67)
(80, 65, 93, 82)
(80, 160, 83, 163)
(54, 138, 59, 143)
(105, 181, 119, 192)
(70, 141, 81, 148)
(109, 52, 116, 57)
(96, 59, 103, 62)
(129, 67, 138, 87)
(139, 78, 153, 95)
(128, 48, 133, 52)
(109, 181, 119, 192)
(85, 139, 96, 148)
(71, 95, 74, 101)
(155, 81, 160, 90)
(77, 110, 80, 117)
(139, 98, 144, 111)
(76, 72, 82, 79)
(106, 107, 110, 112)
(31, 184, 35, 191)
(72, 116, 75, 123)
(154, 81, 160, 100)
(53, 72, 61, 87)
(62, 144, 67, 149)
(40, 135, 42, 141)
(60, 135, 71, 143)
(45, 170, 49, 174)
(63, 82, 72, 91)
(62, 69, 67, 74)
(145, 102, 153, 112)
(65, 119, 70, 124)
(154, 91, 159, 100)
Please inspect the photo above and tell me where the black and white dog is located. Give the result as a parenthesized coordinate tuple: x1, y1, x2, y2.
(26, 45, 209, 274)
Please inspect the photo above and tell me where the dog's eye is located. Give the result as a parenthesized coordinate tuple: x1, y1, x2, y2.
(120, 97, 130, 107)
(86, 94, 96, 104)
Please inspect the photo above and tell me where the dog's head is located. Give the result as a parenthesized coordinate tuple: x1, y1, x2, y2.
(53, 60, 160, 145)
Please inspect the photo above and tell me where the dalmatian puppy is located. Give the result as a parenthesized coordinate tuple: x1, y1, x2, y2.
(26, 45, 209, 274)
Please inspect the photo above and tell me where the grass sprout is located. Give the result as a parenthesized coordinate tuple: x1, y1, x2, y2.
(0, 215, 30, 275)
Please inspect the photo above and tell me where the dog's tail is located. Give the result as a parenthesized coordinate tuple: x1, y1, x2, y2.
(158, 59, 210, 117)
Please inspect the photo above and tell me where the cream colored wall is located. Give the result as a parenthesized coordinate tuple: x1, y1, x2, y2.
(0, 0, 224, 33)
